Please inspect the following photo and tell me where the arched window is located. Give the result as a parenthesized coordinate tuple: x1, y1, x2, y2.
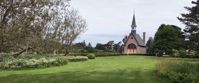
(128, 43, 136, 49)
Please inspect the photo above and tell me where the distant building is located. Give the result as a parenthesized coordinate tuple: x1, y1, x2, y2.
(122, 14, 146, 54)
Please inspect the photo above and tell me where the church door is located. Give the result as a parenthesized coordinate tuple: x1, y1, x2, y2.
(127, 43, 137, 54)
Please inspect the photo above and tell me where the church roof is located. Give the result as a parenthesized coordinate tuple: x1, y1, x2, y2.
(132, 33, 145, 47)
(124, 32, 145, 47)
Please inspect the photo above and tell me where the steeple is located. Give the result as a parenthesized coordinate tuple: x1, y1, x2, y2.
(131, 13, 137, 33)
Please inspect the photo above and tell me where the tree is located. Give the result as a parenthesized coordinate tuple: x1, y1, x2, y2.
(146, 37, 154, 55)
(0, 0, 87, 56)
(61, 10, 87, 55)
(122, 35, 128, 44)
(87, 43, 93, 48)
(95, 41, 115, 52)
(74, 41, 87, 49)
(95, 43, 105, 51)
(105, 41, 114, 51)
(113, 42, 122, 52)
(152, 24, 185, 56)
(85, 42, 96, 53)
(0, 0, 56, 56)
(178, 0, 199, 51)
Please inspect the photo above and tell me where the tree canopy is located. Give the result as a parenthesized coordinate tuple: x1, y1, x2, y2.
(146, 37, 154, 54)
(178, 0, 199, 51)
(0, 0, 87, 56)
(152, 24, 185, 55)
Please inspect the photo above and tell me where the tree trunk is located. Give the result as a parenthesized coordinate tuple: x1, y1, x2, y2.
(64, 49, 69, 56)
(0, 46, 2, 53)
(12, 47, 33, 57)
(0, 30, 4, 53)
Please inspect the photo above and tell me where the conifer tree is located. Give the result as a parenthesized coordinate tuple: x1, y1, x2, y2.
(178, 0, 199, 51)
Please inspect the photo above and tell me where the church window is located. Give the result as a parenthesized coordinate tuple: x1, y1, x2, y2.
(128, 43, 136, 49)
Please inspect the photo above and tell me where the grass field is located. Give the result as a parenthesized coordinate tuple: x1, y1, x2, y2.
(0, 56, 170, 83)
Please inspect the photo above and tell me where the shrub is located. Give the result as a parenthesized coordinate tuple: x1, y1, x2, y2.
(0, 54, 14, 62)
(153, 50, 164, 57)
(95, 52, 121, 57)
(87, 53, 95, 59)
(0, 55, 68, 70)
(68, 56, 88, 62)
(194, 52, 199, 58)
(172, 49, 197, 58)
(156, 59, 199, 83)
(0, 54, 90, 70)
(178, 50, 187, 58)
(167, 71, 197, 83)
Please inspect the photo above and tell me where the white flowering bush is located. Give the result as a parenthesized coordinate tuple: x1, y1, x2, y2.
(0, 54, 89, 70)
(0, 55, 68, 70)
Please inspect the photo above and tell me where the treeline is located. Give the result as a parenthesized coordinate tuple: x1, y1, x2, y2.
(0, 0, 87, 56)
(72, 41, 122, 53)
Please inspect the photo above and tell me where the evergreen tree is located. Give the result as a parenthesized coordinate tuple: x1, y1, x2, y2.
(87, 43, 93, 48)
(152, 24, 185, 56)
(85, 42, 94, 53)
(178, 0, 199, 51)
(95, 43, 105, 50)
(113, 42, 122, 52)
(146, 37, 154, 54)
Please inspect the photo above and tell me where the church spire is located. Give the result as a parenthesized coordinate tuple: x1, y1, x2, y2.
(131, 13, 137, 32)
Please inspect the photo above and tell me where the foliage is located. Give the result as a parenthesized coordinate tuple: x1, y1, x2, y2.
(73, 41, 97, 53)
(152, 24, 185, 56)
(0, 54, 13, 60)
(172, 49, 199, 58)
(113, 42, 122, 53)
(87, 53, 96, 59)
(146, 37, 154, 55)
(95, 52, 122, 57)
(0, 0, 87, 56)
(0, 56, 68, 70)
(95, 43, 106, 51)
(178, 50, 188, 58)
(196, 52, 199, 58)
(95, 41, 122, 53)
(172, 49, 187, 57)
(87, 43, 93, 49)
(74, 41, 87, 49)
(156, 59, 199, 83)
(68, 56, 88, 62)
(0, 54, 89, 70)
(178, 0, 199, 51)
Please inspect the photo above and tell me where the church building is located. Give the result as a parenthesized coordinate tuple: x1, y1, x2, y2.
(122, 14, 146, 54)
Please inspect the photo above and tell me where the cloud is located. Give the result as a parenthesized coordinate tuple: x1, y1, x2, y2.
(71, 0, 192, 45)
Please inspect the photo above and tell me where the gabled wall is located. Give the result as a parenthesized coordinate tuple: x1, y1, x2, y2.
(123, 33, 146, 54)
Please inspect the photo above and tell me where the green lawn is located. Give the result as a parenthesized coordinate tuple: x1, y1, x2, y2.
(0, 56, 170, 83)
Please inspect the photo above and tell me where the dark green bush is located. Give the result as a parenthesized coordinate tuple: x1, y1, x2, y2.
(156, 60, 199, 83)
(87, 53, 95, 59)
(157, 50, 164, 57)
(195, 52, 199, 58)
(68, 56, 88, 62)
(95, 52, 121, 57)
(178, 50, 187, 58)
(167, 71, 197, 83)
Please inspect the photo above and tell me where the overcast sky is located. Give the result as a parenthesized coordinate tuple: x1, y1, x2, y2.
(71, 0, 192, 46)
